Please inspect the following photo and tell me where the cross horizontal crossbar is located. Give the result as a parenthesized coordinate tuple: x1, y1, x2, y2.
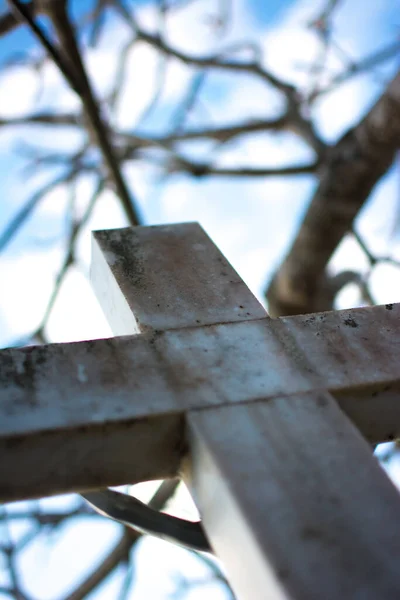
(1, 302, 399, 501)
(2, 222, 400, 600)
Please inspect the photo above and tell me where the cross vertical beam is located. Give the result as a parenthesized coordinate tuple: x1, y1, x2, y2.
(91, 224, 400, 600)
(186, 396, 400, 599)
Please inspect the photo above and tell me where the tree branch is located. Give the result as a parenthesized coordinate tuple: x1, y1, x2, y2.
(166, 157, 319, 178)
(266, 69, 400, 316)
(0, 1, 35, 36)
(9, 0, 141, 226)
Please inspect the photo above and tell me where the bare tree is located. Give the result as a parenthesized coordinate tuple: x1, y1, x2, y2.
(0, 0, 399, 597)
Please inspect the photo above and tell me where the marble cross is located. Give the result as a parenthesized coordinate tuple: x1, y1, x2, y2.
(1, 223, 400, 599)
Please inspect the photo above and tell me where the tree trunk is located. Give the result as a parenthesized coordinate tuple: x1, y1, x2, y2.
(266, 70, 400, 317)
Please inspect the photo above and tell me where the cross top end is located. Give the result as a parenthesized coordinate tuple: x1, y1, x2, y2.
(91, 222, 268, 336)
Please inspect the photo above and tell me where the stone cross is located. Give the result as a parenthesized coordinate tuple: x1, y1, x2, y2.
(1, 223, 400, 600)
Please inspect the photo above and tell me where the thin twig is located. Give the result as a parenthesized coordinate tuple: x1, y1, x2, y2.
(9, 0, 141, 225)
(166, 157, 319, 177)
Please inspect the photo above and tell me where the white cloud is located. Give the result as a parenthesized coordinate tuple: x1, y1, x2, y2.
(113, 41, 164, 129)
(45, 266, 112, 342)
(369, 262, 400, 304)
(0, 249, 59, 343)
(0, 67, 38, 116)
(214, 130, 314, 168)
(357, 165, 400, 252)
(19, 517, 120, 599)
(259, 0, 399, 140)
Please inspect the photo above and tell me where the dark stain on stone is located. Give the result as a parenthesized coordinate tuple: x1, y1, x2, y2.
(301, 526, 323, 541)
(344, 317, 358, 328)
(316, 395, 328, 407)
